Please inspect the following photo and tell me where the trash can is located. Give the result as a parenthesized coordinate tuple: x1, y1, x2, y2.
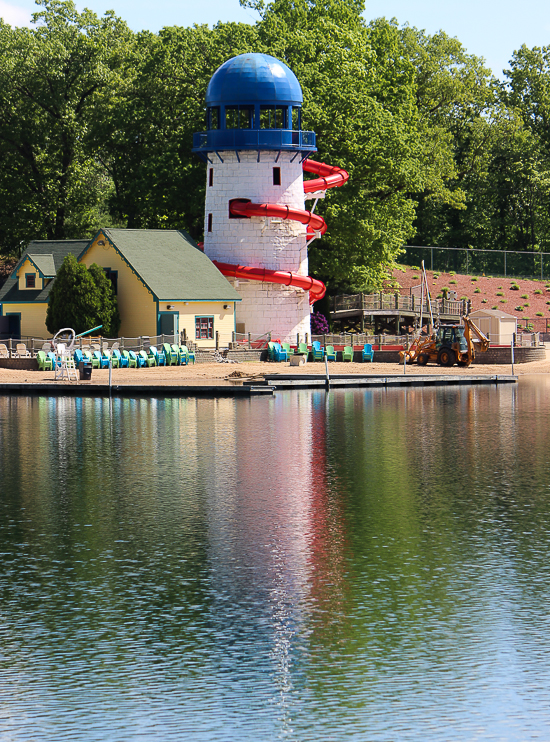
(79, 361, 92, 381)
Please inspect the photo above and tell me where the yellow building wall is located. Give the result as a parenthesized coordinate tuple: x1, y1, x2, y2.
(17, 259, 43, 291)
(4, 302, 49, 339)
(165, 301, 236, 348)
(80, 237, 157, 338)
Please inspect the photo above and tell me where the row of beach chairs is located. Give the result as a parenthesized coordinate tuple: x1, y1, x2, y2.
(268, 341, 375, 363)
(36, 343, 196, 371)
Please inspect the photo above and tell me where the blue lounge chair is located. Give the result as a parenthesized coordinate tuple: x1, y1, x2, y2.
(362, 344, 374, 362)
(311, 340, 324, 361)
(48, 351, 60, 368)
(139, 350, 155, 367)
(94, 350, 109, 369)
(273, 342, 289, 362)
(149, 346, 166, 366)
(112, 348, 128, 367)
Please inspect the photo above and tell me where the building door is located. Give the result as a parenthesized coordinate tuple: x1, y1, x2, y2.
(158, 312, 179, 341)
(7, 314, 21, 339)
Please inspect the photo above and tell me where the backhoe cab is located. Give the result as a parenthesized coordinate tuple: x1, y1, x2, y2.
(400, 316, 490, 368)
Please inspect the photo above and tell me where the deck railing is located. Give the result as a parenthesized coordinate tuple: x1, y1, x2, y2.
(332, 292, 469, 317)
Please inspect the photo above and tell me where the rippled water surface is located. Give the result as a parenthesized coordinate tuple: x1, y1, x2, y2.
(2, 379, 550, 740)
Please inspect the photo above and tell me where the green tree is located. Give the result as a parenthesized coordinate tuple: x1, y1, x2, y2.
(88, 263, 121, 337)
(46, 254, 120, 335)
(0, 0, 132, 255)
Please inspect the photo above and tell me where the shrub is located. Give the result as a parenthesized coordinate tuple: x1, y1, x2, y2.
(46, 254, 120, 337)
(536, 312, 544, 316)
(546, 301, 550, 305)
(520, 294, 529, 299)
(460, 295, 468, 300)
(433, 274, 440, 279)
(497, 285, 502, 289)
(515, 306, 523, 311)
(491, 305, 498, 309)
(310, 312, 329, 334)
(474, 288, 481, 293)
(500, 299, 507, 303)
(471, 277, 478, 282)
(510, 284, 520, 290)
(534, 289, 543, 295)
(412, 275, 419, 279)
(496, 291, 504, 296)
(449, 279, 457, 284)
(481, 299, 488, 303)
(523, 302, 530, 307)
(441, 286, 449, 294)
(449, 271, 456, 276)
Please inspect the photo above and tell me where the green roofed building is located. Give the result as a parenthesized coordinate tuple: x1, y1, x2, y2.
(0, 229, 241, 344)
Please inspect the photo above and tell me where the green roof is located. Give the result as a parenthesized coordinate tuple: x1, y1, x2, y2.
(0, 240, 88, 304)
(28, 254, 56, 277)
(92, 229, 240, 302)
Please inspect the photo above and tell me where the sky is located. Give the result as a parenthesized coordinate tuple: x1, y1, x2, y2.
(1, 0, 549, 79)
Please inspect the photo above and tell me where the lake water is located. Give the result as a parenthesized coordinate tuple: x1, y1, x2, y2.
(1, 379, 550, 741)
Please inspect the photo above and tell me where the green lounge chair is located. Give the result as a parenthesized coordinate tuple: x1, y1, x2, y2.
(267, 341, 276, 361)
(36, 350, 53, 371)
(173, 345, 187, 365)
(139, 350, 155, 367)
(281, 342, 294, 356)
(298, 342, 309, 355)
(342, 345, 354, 362)
(83, 350, 99, 369)
(180, 345, 195, 364)
(123, 350, 137, 368)
(325, 345, 337, 361)
(163, 342, 178, 365)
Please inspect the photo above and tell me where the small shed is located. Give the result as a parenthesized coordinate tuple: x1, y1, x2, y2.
(469, 308, 517, 346)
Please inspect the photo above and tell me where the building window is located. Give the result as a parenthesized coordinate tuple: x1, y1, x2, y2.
(208, 213, 213, 232)
(25, 273, 36, 288)
(196, 316, 214, 339)
(273, 167, 281, 186)
(209, 168, 213, 187)
(103, 268, 118, 295)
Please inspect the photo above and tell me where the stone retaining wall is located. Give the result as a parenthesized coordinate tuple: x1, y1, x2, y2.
(0, 358, 38, 370)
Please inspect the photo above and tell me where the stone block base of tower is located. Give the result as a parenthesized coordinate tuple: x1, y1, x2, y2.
(235, 281, 311, 343)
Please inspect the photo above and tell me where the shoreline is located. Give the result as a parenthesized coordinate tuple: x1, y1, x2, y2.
(0, 358, 545, 396)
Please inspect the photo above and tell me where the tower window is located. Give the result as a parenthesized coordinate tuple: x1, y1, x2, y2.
(208, 213, 213, 232)
(25, 273, 36, 288)
(208, 107, 219, 130)
(209, 168, 213, 187)
(273, 167, 281, 186)
(225, 106, 253, 130)
(292, 107, 301, 130)
(260, 106, 287, 129)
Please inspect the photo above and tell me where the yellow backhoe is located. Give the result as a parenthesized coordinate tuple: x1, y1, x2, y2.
(399, 316, 490, 368)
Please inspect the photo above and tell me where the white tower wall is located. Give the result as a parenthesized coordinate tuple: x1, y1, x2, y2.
(203, 150, 311, 342)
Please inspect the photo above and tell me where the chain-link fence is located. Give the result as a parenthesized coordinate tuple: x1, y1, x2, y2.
(403, 245, 550, 281)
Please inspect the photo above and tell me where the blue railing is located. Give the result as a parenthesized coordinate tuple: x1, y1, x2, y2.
(192, 129, 316, 153)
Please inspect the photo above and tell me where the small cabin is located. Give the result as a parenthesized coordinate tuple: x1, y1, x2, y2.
(469, 309, 517, 346)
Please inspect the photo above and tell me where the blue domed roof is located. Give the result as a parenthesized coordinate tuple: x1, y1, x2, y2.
(206, 53, 303, 107)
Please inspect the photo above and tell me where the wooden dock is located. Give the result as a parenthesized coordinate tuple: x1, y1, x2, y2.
(261, 374, 517, 389)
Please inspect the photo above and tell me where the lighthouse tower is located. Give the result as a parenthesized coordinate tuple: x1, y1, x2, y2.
(193, 53, 319, 343)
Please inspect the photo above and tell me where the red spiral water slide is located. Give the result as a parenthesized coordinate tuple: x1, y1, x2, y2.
(214, 160, 349, 304)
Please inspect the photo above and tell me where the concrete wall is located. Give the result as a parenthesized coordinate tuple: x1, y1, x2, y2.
(203, 150, 311, 343)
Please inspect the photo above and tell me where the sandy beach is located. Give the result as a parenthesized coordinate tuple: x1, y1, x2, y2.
(0, 357, 547, 386)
